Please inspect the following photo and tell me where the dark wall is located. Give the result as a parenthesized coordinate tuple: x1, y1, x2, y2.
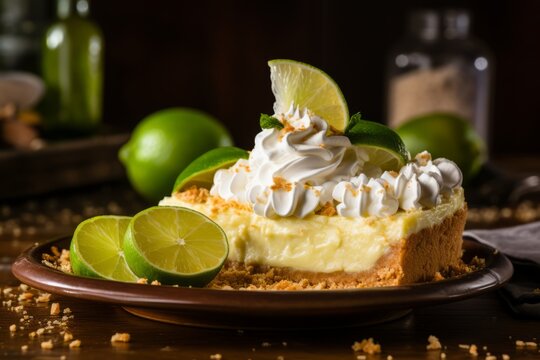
(91, 0, 540, 155)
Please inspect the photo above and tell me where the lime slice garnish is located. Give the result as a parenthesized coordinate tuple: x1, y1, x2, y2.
(346, 116, 409, 172)
(268, 59, 349, 132)
(70, 216, 138, 282)
(123, 206, 228, 286)
(173, 146, 249, 193)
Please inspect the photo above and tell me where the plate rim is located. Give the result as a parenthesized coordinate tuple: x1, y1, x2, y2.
(11, 236, 514, 314)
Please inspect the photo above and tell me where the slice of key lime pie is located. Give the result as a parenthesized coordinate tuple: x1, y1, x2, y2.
(160, 60, 467, 288)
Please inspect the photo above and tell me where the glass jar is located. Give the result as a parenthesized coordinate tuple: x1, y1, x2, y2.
(41, 0, 103, 137)
(386, 9, 493, 152)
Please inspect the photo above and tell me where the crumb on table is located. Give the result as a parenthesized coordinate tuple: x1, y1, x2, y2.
(426, 335, 442, 350)
(50, 302, 60, 315)
(351, 338, 381, 355)
(40, 339, 53, 349)
(111, 332, 130, 343)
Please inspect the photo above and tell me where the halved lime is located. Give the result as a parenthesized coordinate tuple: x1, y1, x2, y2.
(123, 206, 228, 286)
(172, 146, 248, 193)
(346, 118, 409, 171)
(70, 216, 138, 282)
(268, 59, 349, 132)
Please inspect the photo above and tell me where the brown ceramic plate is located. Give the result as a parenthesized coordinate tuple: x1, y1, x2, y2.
(12, 237, 513, 329)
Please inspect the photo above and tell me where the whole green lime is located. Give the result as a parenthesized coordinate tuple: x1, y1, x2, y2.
(395, 113, 485, 181)
(119, 108, 233, 202)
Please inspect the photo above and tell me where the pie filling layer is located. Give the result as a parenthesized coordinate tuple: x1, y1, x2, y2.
(159, 187, 465, 274)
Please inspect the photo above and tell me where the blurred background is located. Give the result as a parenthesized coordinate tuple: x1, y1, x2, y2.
(1, 0, 540, 252)
(78, 0, 540, 154)
(1, 0, 539, 153)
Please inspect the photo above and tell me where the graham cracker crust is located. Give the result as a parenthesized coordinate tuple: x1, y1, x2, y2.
(208, 206, 470, 290)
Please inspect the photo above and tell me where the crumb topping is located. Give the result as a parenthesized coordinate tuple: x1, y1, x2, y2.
(415, 151, 432, 166)
(271, 177, 293, 192)
(175, 186, 210, 203)
(433, 272, 445, 281)
(316, 202, 337, 217)
(174, 187, 252, 215)
(42, 248, 71, 273)
(236, 162, 251, 173)
(278, 119, 296, 140)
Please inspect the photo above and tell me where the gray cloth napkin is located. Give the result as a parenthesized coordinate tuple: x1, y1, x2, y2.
(464, 221, 540, 265)
(464, 221, 540, 318)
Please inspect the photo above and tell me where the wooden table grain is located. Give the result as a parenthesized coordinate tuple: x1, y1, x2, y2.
(1, 270, 539, 360)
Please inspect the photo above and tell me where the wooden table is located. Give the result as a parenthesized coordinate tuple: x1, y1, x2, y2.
(1, 182, 539, 360)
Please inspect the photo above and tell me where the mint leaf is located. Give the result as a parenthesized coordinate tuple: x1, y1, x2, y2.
(345, 112, 362, 135)
(260, 114, 284, 130)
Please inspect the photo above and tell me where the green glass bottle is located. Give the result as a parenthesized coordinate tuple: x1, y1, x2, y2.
(41, 0, 103, 137)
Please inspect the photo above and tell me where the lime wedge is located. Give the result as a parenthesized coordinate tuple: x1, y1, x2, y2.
(70, 216, 138, 282)
(268, 59, 349, 132)
(123, 206, 228, 286)
(346, 117, 410, 172)
(173, 147, 248, 193)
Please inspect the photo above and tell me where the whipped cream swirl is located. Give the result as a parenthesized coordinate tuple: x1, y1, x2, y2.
(333, 174, 399, 217)
(211, 105, 463, 219)
(334, 151, 462, 217)
(211, 105, 364, 218)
